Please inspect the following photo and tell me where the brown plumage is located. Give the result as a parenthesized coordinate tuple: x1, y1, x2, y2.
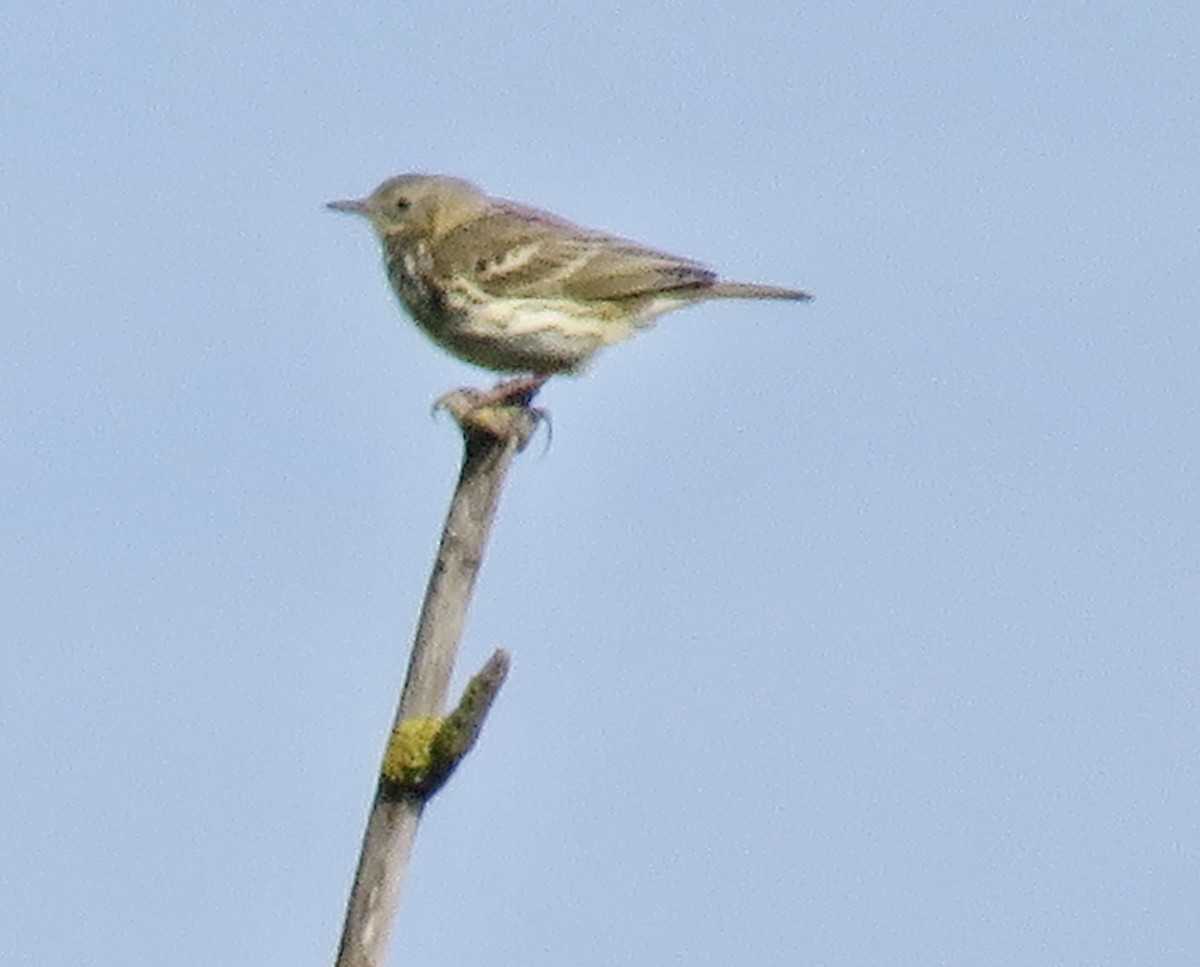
(328, 174, 811, 375)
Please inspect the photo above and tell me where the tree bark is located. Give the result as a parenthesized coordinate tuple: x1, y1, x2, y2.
(334, 396, 538, 967)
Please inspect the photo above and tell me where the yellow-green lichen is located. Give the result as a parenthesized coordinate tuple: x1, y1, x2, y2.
(382, 717, 443, 786)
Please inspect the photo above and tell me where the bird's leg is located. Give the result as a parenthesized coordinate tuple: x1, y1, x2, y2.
(483, 374, 549, 407)
(462, 374, 549, 409)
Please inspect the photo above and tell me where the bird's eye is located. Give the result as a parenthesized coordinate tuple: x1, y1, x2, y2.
(394, 197, 411, 212)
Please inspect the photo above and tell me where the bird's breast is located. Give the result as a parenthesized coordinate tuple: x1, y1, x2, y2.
(384, 241, 444, 319)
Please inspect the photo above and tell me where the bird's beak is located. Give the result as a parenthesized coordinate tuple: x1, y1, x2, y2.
(326, 198, 369, 215)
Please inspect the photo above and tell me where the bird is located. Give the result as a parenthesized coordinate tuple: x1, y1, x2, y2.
(327, 174, 811, 399)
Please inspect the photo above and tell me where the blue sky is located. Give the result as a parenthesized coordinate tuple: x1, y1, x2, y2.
(3, 2, 1197, 964)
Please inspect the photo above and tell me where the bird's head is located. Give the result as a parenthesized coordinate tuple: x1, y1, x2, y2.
(327, 174, 489, 242)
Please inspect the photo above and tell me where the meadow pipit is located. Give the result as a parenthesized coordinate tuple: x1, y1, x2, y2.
(328, 174, 811, 398)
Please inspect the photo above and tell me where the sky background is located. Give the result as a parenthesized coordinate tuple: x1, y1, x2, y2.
(3, 2, 1198, 965)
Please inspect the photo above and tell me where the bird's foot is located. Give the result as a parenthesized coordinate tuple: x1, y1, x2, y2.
(432, 375, 550, 450)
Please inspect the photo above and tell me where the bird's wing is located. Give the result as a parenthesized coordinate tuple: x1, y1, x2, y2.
(434, 202, 717, 302)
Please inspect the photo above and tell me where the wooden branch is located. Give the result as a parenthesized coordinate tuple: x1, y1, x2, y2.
(334, 395, 538, 967)
(382, 649, 511, 798)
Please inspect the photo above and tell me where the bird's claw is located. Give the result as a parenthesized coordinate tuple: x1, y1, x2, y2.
(431, 376, 550, 451)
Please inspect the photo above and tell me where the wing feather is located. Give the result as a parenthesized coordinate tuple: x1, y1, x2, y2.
(433, 202, 716, 302)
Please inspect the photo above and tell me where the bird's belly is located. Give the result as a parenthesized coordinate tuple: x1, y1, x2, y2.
(424, 295, 636, 374)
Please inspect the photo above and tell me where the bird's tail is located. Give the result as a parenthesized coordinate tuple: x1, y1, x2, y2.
(708, 281, 813, 302)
